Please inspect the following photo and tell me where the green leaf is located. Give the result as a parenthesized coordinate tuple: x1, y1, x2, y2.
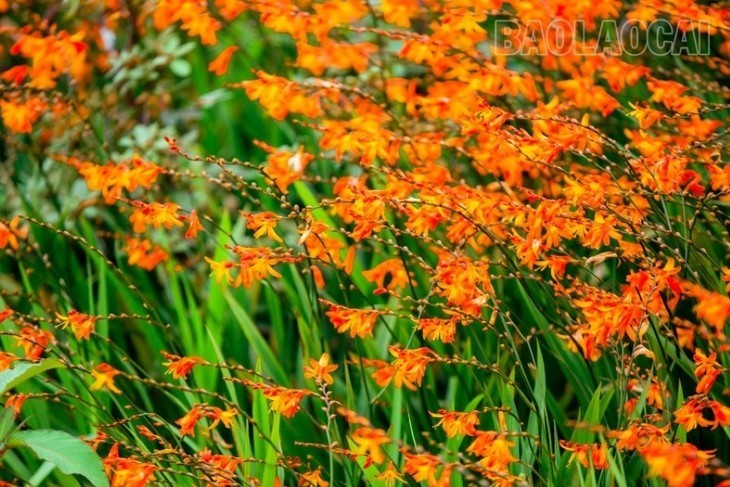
(169, 59, 192, 77)
(262, 412, 281, 487)
(224, 291, 288, 385)
(0, 360, 65, 395)
(0, 407, 16, 442)
(7, 429, 109, 487)
(534, 345, 547, 420)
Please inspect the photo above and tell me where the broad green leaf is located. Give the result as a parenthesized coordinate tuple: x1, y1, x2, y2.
(0, 360, 65, 395)
(7, 429, 109, 487)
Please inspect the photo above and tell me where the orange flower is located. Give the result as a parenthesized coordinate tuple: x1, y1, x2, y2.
(535, 255, 573, 280)
(219, 245, 297, 288)
(467, 430, 517, 473)
(9, 29, 89, 89)
(56, 310, 98, 340)
(674, 396, 730, 431)
(351, 426, 390, 465)
(241, 70, 321, 120)
(0, 217, 28, 250)
(241, 378, 312, 418)
(374, 462, 405, 486)
(176, 404, 205, 436)
(299, 468, 329, 487)
(361, 358, 397, 388)
(0, 97, 46, 134)
(154, 0, 221, 45)
(388, 346, 435, 390)
(244, 211, 283, 242)
(14, 326, 53, 361)
(402, 451, 442, 485)
(5, 394, 27, 417)
(627, 102, 664, 129)
(431, 254, 493, 317)
(262, 386, 311, 418)
(137, 426, 158, 442)
(104, 443, 158, 487)
(430, 409, 479, 437)
(303, 353, 338, 385)
(362, 259, 409, 295)
(126, 238, 169, 271)
(208, 46, 238, 76)
(129, 201, 183, 232)
(299, 219, 347, 267)
(198, 449, 241, 487)
(611, 422, 669, 451)
(162, 352, 206, 379)
(310, 264, 326, 289)
(324, 302, 382, 338)
(640, 441, 713, 487)
(205, 257, 235, 285)
(694, 349, 723, 394)
(0, 307, 13, 323)
(559, 440, 609, 469)
(583, 212, 622, 249)
(175, 404, 236, 436)
(686, 284, 730, 335)
(90, 363, 122, 394)
(336, 407, 371, 426)
(88, 430, 108, 451)
(0, 352, 18, 371)
(208, 406, 238, 429)
(417, 316, 458, 343)
(262, 145, 314, 194)
(64, 155, 163, 204)
(1, 65, 29, 85)
(345, 193, 387, 241)
(184, 210, 203, 239)
(295, 39, 376, 75)
(628, 377, 667, 410)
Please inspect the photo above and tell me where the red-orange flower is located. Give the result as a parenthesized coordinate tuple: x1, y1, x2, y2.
(0, 217, 28, 250)
(176, 404, 206, 436)
(208, 46, 238, 76)
(129, 201, 183, 232)
(362, 259, 409, 295)
(388, 346, 435, 390)
(5, 394, 27, 417)
(241, 378, 312, 418)
(0, 352, 18, 371)
(559, 440, 609, 469)
(430, 409, 479, 437)
(126, 238, 169, 271)
(351, 426, 390, 465)
(184, 210, 204, 239)
(56, 310, 98, 340)
(244, 211, 283, 242)
(14, 326, 53, 361)
(324, 301, 382, 338)
(198, 448, 241, 487)
(674, 396, 730, 431)
(693, 349, 723, 394)
(162, 352, 206, 380)
(90, 363, 122, 394)
(104, 443, 158, 487)
(640, 441, 713, 487)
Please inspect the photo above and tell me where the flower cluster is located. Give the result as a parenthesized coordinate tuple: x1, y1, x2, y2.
(1, 0, 729, 486)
